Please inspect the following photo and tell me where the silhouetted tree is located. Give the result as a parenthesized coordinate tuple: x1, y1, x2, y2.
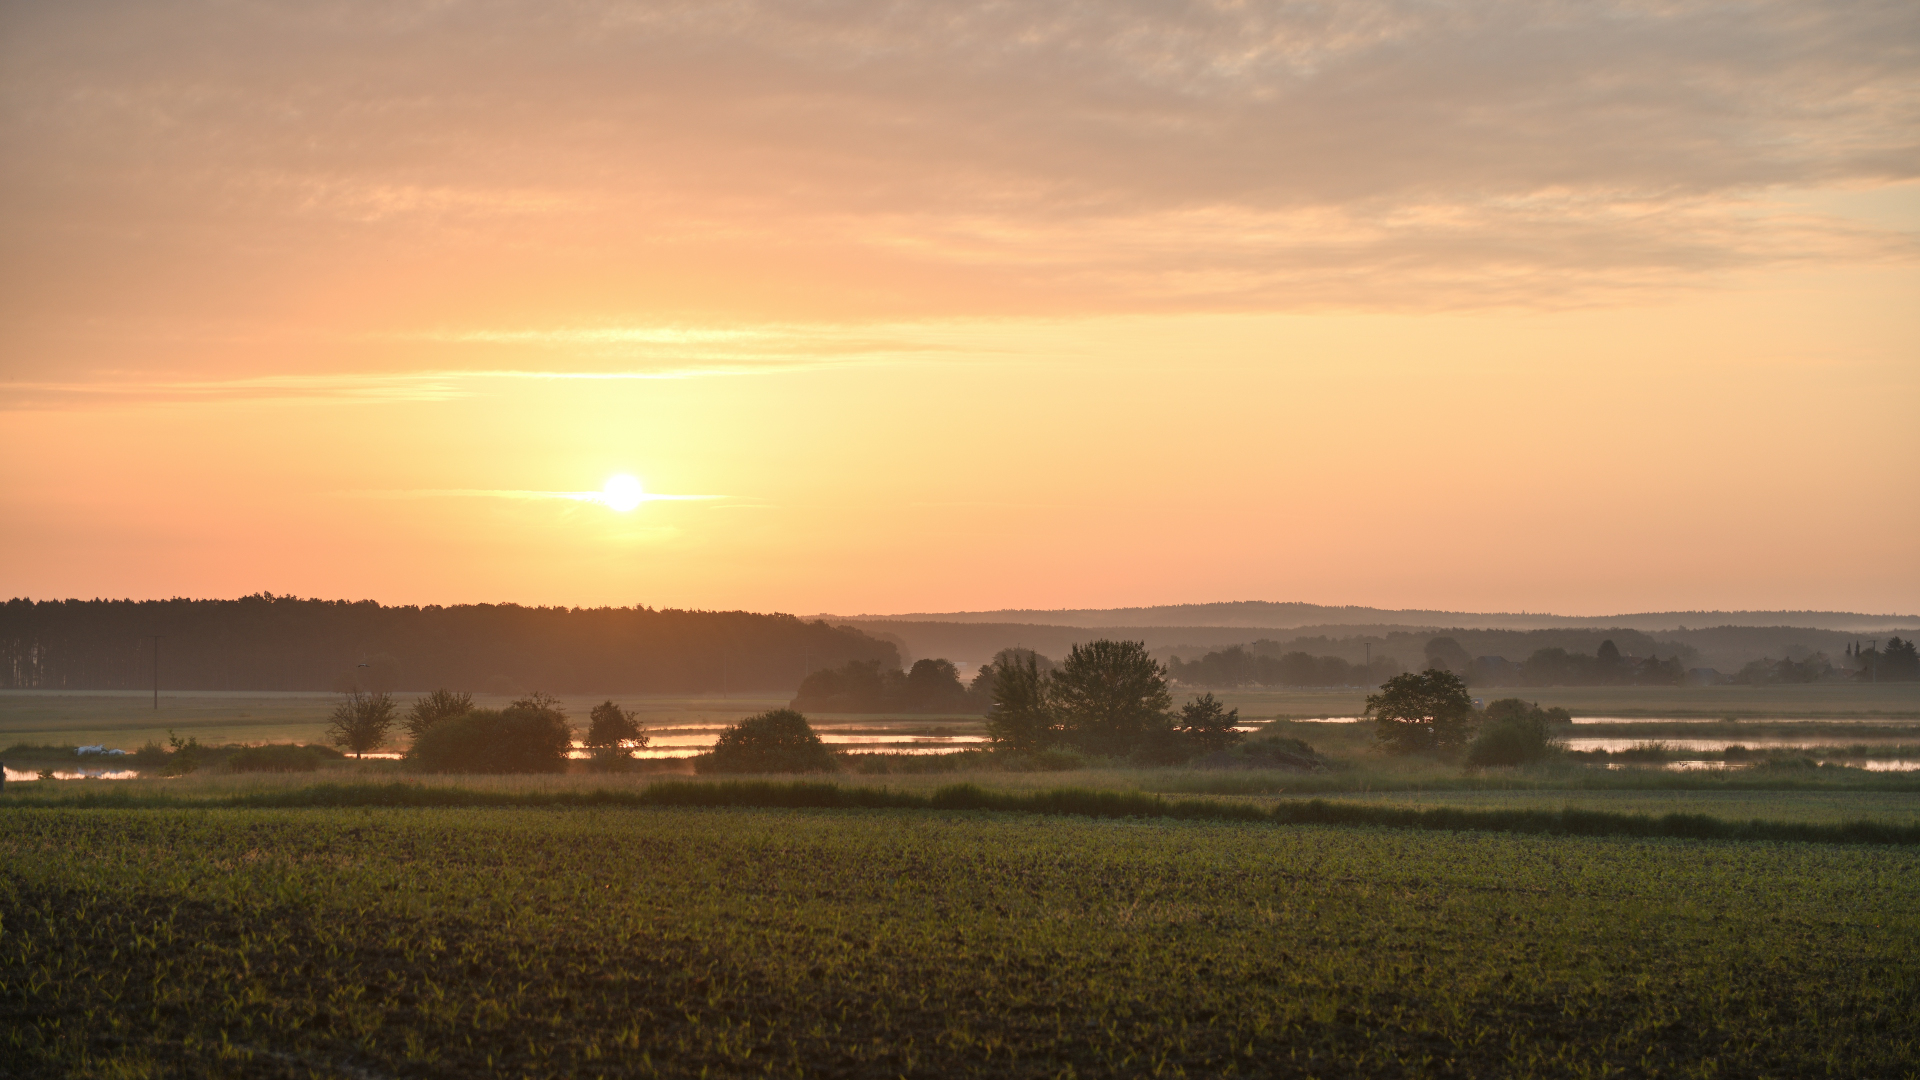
(1051, 640, 1173, 756)
(1424, 637, 1472, 675)
(1366, 670, 1474, 755)
(1176, 692, 1243, 754)
(326, 689, 396, 758)
(1885, 637, 1920, 681)
(405, 694, 574, 773)
(696, 709, 837, 773)
(405, 688, 473, 738)
(585, 700, 647, 751)
(985, 652, 1058, 752)
(904, 658, 971, 711)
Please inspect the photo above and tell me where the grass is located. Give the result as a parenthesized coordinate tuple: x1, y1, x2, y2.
(8, 778, 1920, 846)
(6, 803, 1918, 1078)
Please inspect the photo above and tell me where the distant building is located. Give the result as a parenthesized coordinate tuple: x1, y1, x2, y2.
(1685, 667, 1724, 686)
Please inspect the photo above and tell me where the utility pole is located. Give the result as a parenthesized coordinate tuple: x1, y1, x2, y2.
(1364, 641, 1372, 678)
(150, 635, 162, 710)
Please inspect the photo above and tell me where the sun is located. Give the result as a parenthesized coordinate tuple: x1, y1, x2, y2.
(601, 474, 645, 512)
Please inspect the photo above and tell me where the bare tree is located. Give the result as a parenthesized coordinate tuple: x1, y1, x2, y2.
(327, 690, 397, 759)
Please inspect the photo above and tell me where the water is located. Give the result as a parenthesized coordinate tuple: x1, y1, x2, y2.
(4, 767, 142, 781)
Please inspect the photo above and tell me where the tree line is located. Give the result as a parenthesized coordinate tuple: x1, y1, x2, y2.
(0, 595, 898, 693)
(981, 640, 1242, 762)
(1166, 645, 1405, 688)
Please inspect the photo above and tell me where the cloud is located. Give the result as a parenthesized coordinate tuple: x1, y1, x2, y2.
(2, 0, 1915, 346)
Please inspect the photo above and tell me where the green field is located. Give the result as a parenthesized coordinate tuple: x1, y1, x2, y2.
(6, 801, 1917, 1078)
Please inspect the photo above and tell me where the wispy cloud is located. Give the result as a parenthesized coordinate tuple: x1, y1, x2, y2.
(0, 355, 909, 409)
(4, 0, 1913, 339)
(342, 488, 724, 506)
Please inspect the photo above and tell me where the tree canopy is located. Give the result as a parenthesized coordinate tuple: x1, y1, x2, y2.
(1050, 640, 1173, 756)
(404, 693, 575, 773)
(326, 690, 396, 758)
(696, 709, 837, 774)
(1366, 670, 1475, 755)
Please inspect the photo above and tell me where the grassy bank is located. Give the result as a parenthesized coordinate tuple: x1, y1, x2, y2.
(6, 804, 1917, 1078)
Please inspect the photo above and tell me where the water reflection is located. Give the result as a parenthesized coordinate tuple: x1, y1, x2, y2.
(4, 767, 142, 781)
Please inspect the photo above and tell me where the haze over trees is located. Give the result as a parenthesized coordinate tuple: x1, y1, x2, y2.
(983, 639, 1242, 762)
(1167, 645, 1403, 687)
(0, 596, 897, 693)
(789, 658, 975, 713)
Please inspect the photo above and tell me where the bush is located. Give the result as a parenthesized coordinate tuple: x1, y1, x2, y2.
(1464, 699, 1568, 767)
(406, 696, 574, 773)
(695, 710, 837, 774)
(1465, 700, 1568, 767)
(1196, 737, 1325, 771)
(1000, 748, 1085, 772)
(225, 744, 344, 773)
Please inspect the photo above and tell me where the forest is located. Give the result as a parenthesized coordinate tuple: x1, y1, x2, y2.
(0, 595, 898, 693)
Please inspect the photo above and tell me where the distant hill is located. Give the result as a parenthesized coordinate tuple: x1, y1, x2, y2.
(823, 604, 1920, 672)
(827, 602, 1915, 634)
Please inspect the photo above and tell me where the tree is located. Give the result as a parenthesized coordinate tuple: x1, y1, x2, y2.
(1423, 637, 1472, 675)
(1051, 640, 1173, 756)
(696, 709, 837, 773)
(903, 658, 970, 711)
(405, 693, 574, 773)
(585, 700, 648, 760)
(1176, 693, 1243, 754)
(1366, 670, 1474, 755)
(985, 652, 1058, 753)
(405, 688, 473, 738)
(326, 689, 396, 758)
(1885, 637, 1920, 681)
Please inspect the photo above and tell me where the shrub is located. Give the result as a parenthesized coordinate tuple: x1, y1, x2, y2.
(1008, 748, 1084, 772)
(695, 710, 837, 774)
(225, 744, 343, 773)
(131, 741, 169, 770)
(406, 696, 574, 773)
(1465, 700, 1567, 767)
(1614, 741, 1672, 762)
(158, 730, 205, 776)
(1196, 737, 1325, 771)
(1176, 693, 1244, 755)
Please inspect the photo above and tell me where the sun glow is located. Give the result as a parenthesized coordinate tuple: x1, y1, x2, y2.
(602, 474, 645, 512)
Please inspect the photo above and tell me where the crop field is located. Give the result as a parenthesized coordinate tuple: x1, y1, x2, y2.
(6, 802, 1918, 1079)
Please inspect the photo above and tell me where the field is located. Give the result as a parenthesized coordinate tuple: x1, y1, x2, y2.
(8, 801, 1920, 1079)
(8, 686, 1920, 1076)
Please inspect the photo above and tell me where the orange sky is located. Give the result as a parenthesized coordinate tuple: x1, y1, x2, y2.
(3, 1, 1917, 615)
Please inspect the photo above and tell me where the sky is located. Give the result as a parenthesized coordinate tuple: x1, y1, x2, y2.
(2, 0, 1916, 616)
